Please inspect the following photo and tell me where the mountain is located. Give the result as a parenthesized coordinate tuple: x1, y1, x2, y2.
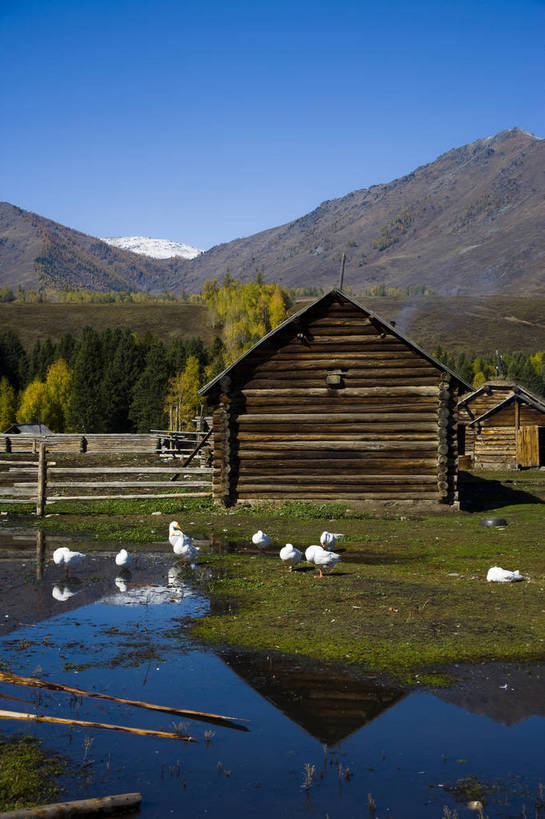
(1, 128, 544, 295)
(0, 202, 196, 293)
(184, 127, 545, 295)
(101, 235, 202, 260)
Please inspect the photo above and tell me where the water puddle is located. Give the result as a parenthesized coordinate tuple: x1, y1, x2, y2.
(1, 529, 545, 817)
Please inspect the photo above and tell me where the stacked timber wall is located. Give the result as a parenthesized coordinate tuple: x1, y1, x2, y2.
(473, 402, 545, 469)
(211, 296, 459, 506)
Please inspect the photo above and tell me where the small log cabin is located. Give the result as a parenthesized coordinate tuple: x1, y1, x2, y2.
(200, 289, 470, 508)
(458, 381, 545, 469)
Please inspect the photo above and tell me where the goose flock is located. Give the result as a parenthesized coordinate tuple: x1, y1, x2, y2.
(49, 524, 344, 607)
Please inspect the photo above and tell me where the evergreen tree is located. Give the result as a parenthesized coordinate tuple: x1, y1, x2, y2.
(0, 377, 17, 431)
(100, 330, 142, 431)
(0, 330, 28, 391)
(57, 332, 77, 367)
(68, 327, 104, 431)
(129, 340, 169, 432)
(167, 337, 188, 374)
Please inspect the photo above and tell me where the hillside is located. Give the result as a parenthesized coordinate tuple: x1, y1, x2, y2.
(1, 128, 544, 296)
(185, 128, 545, 295)
(0, 202, 194, 293)
(0, 302, 217, 349)
(2, 295, 545, 355)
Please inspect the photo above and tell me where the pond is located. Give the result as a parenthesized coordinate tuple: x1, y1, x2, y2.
(0, 527, 544, 818)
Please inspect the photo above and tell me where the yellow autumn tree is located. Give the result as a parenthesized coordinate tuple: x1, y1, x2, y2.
(0, 377, 18, 431)
(201, 277, 293, 364)
(164, 356, 202, 430)
(17, 359, 74, 431)
(269, 283, 288, 328)
(43, 358, 73, 432)
(17, 380, 48, 425)
(472, 371, 487, 388)
(530, 351, 544, 376)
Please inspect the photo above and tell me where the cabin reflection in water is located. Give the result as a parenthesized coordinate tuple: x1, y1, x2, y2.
(220, 649, 405, 745)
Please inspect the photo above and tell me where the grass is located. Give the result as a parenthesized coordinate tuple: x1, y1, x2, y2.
(0, 735, 66, 812)
(0, 302, 217, 348)
(4, 468, 545, 682)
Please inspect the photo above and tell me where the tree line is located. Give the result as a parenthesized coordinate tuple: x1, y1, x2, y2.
(433, 348, 545, 397)
(0, 327, 225, 433)
(0, 277, 293, 433)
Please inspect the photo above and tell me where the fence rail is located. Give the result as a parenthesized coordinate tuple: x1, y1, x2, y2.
(0, 442, 213, 512)
(1, 427, 213, 461)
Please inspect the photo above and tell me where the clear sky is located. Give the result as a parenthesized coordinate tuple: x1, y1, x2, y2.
(1, 0, 544, 249)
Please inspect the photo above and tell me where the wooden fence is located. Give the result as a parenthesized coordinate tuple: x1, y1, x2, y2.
(0, 440, 213, 513)
(0, 430, 212, 460)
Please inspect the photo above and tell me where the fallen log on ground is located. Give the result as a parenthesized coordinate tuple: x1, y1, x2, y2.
(0, 791, 141, 817)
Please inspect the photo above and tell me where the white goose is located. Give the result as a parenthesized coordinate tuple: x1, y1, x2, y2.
(252, 530, 271, 549)
(53, 547, 85, 576)
(320, 531, 337, 550)
(279, 543, 302, 572)
(169, 522, 199, 561)
(115, 548, 131, 567)
(305, 544, 321, 563)
(308, 545, 341, 578)
(486, 566, 525, 582)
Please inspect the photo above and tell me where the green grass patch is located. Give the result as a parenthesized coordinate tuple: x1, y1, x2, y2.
(4, 469, 545, 680)
(0, 735, 66, 812)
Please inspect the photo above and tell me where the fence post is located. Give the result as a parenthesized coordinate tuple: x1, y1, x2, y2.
(36, 443, 47, 517)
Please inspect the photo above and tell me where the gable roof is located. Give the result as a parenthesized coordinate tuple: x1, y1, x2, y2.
(2, 423, 53, 435)
(469, 391, 545, 427)
(200, 288, 472, 397)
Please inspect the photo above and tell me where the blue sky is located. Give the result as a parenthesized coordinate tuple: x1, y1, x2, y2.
(1, 0, 544, 249)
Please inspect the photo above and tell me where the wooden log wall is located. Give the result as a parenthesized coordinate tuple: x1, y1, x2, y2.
(212, 297, 460, 505)
(472, 400, 545, 469)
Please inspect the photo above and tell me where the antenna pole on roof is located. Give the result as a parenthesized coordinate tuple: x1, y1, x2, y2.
(338, 253, 346, 290)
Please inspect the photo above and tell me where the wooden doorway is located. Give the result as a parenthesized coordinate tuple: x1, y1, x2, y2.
(517, 426, 540, 468)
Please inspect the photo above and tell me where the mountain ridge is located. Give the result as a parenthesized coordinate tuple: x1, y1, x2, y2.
(1, 127, 544, 295)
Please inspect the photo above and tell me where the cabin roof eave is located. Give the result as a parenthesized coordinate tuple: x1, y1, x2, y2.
(468, 392, 545, 427)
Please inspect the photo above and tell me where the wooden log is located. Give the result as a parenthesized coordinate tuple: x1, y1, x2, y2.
(0, 792, 142, 818)
(45, 492, 211, 501)
(238, 412, 438, 424)
(237, 489, 439, 499)
(241, 386, 440, 397)
(237, 458, 440, 470)
(237, 429, 439, 440)
(47, 467, 212, 474)
(0, 708, 196, 741)
(0, 670, 248, 730)
(35, 481, 211, 489)
(237, 474, 438, 485)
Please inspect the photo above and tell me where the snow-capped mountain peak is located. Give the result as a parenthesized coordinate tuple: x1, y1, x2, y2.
(101, 235, 203, 260)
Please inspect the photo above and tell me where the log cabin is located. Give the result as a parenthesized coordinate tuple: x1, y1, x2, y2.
(199, 289, 470, 508)
(457, 381, 545, 469)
